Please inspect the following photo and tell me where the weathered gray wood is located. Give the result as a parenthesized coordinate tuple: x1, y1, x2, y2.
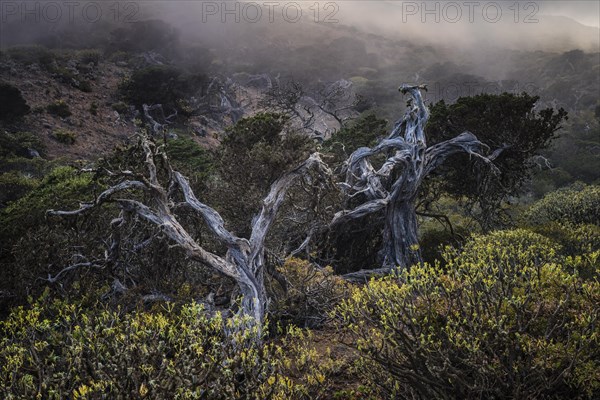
(332, 84, 501, 273)
(49, 135, 329, 329)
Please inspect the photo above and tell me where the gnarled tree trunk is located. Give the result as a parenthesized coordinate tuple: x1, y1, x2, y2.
(49, 136, 330, 330)
(331, 84, 502, 276)
(382, 199, 421, 269)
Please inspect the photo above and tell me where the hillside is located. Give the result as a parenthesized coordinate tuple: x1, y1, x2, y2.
(0, 4, 599, 399)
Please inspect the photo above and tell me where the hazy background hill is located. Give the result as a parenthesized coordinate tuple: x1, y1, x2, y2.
(1, 1, 598, 187)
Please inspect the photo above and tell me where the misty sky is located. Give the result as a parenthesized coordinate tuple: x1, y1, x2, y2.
(0, 1, 598, 52)
(539, 0, 600, 27)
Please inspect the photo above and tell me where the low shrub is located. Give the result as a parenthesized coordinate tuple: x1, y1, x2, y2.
(0, 292, 340, 399)
(53, 128, 77, 145)
(165, 135, 213, 184)
(0, 166, 94, 234)
(335, 229, 600, 399)
(111, 101, 130, 115)
(0, 82, 30, 121)
(89, 102, 99, 116)
(46, 100, 72, 118)
(524, 183, 600, 226)
(77, 49, 101, 66)
(5, 45, 55, 68)
(0, 132, 44, 159)
(78, 80, 93, 93)
(270, 258, 349, 328)
(118, 65, 206, 110)
(0, 293, 274, 399)
(0, 171, 39, 207)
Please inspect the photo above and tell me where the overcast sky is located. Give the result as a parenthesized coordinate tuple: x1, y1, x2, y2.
(539, 0, 600, 27)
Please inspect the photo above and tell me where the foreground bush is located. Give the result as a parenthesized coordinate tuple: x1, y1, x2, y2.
(336, 230, 600, 399)
(0, 291, 339, 399)
(1, 295, 263, 399)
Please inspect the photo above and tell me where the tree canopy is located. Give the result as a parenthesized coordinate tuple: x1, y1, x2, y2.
(425, 93, 568, 228)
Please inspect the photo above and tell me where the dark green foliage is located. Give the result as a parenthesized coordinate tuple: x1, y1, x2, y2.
(0, 82, 30, 121)
(419, 225, 468, 266)
(318, 113, 389, 272)
(0, 167, 98, 313)
(77, 80, 93, 93)
(118, 65, 206, 110)
(4, 45, 55, 68)
(322, 112, 387, 164)
(119, 65, 180, 107)
(46, 100, 72, 118)
(0, 132, 44, 160)
(48, 65, 76, 84)
(0, 132, 46, 207)
(76, 49, 101, 66)
(0, 167, 94, 238)
(537, 110, 600, 191)
(166, 136, 213, 184)
(89, 102, 99, 116)
(0, 171, 39, 209)
(215, 113, 313, 236)
(426, 93, 568, 228)
(52, 129, 77, 145)
(111, 101, 130, 114)
(220, 113, 311, 182)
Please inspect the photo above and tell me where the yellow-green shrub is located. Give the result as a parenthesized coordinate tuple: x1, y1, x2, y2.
(531, 222, 600, 278)
(0, 291, 344, 400)
(0, 292, 278, 399)
(524, 183, 600, 226)
(335, 229, 600, 399)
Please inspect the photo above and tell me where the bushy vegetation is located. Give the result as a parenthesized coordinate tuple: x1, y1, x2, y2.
(0, 289, 345, 400)
(3, 45, 55, 68)
(214, 113, 314, 236)
(336, 229, 600, 399)
(0, 293, 272, 399)
(52, 128, 77, 145)
(426, 93, 568, 229)
(0, 83, 30, 121)
(322, 112, 387, 165)
(533, 110, 600, 194)
(165, 135, 213, 184)
(76, 49, 102, 66)
(0, 167, 98, 311)
(524, 183, 600, 226)
(111, 101, 130, 115)
(0, 132, 43, 160)
(0, 132, 47, 208)
(118, 65, 206, 111)
(46, 100, 72, 118)
(0, 24, 598, 398)
(270, 258, 349, 329)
